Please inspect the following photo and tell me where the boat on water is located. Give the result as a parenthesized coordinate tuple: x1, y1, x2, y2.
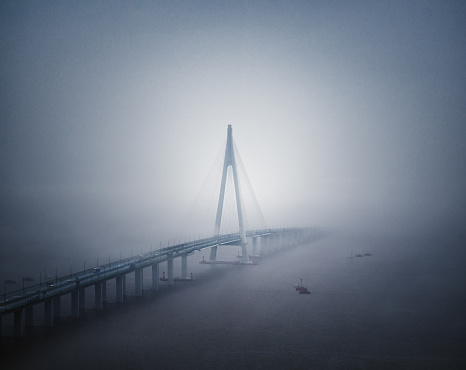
(294, 279, 310, 294)
(160, 272, 195, 282)
(299, 287, 310, 294)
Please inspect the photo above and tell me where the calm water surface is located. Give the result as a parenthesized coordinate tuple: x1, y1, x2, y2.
(2, 232, 465, 369)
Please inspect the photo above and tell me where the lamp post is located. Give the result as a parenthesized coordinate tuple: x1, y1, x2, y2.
(83, 260, 87, 272)
(23, 276, 33, 294)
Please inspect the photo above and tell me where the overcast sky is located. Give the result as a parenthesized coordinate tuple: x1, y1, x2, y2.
(1, 1, 465, 265)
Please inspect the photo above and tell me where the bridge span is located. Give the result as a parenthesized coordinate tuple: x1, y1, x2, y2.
(1, 227, 322, 337)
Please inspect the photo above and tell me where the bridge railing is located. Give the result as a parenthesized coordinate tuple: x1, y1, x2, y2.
(2, 227, 321, 311)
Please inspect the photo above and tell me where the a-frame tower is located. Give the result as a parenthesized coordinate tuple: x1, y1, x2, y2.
(209, 125, 249, 263)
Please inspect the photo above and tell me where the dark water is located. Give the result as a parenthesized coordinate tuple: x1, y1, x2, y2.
(2, 232, 466, 369)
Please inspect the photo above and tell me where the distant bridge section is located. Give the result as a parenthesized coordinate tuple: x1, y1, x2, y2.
(1, 227, 323, 337)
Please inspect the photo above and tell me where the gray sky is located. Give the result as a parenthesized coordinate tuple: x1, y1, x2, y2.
(1, 1, 465, 264)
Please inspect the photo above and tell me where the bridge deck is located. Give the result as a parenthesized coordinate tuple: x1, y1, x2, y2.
(1, 228, 313, 316)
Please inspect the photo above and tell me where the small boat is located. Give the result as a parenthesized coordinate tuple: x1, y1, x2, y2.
(160, 272, 195, 281)
(299, 287, 310, 294)
(294, 279, 310, 294)
(363, 253, 372, 256)
(355, 254, 363, 257)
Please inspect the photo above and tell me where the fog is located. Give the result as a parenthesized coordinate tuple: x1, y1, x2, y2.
(1, 0, 465, 331)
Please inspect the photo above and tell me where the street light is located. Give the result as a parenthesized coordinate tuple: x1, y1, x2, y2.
(23, 276, 33, 294)
(83, 260, 87, 272)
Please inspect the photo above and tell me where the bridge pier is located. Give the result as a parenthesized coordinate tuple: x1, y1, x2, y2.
(261, 235, 268, 255)
(182, 255, 188, 279)
(95, 282, 103, 310)
(116, 275, 124, 302)
(123, 275, 127, 297)
(71, 290, 79, 317)
(152, 264, 159, 291)
(25, 306, 33, 327)
(252, 237, 258, 256)
(135, 269, 143, 296)
(53, 296, 61, 319)
(14, 309, 23, 337)
(267, 234, 277, 253)
(44, 299, 53, 327)
(167, 259, 174, 286)
(102, 280, 107, 303)
(209, 245, 217, 262)
(79, 287, 85, 312)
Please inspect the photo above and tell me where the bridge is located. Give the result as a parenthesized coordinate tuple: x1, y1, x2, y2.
(1, 126, 323, 337)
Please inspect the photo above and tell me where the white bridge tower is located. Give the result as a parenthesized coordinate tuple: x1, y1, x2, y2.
(210, 125, 249, 263)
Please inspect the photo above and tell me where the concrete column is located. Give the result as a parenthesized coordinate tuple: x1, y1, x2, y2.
(25, 306, 33, 327)
(209, 245, 217, 262)
(123, 275, 127, 297)
(151, 264, 159, 291)
(116, 276, 124, 302)
(95, 282, 103, 310)
(135, 269, 143, 296)
(53, 296, 61, 319)
(181, 255, 188, 279)
(44, 299, 53, 327)
(102, 280, 107, 303)
(252, 237, 257, 256)
(261, 235, 268, 255)
(71, 290, 79, 318)
(14, 309, 23, 337)
(167, 259, 174, 286)
(79, 287, 85, 311)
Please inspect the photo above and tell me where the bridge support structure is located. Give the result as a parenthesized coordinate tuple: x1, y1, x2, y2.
(135, 269, 143, 296)
(79, 287, 85, 312)
(151, 263, 159, 291)
(44, 299, 53, 327)
(53, 296, 61, 319)
(116, 275, 124, 302)
(252, 237, 258, 256)
(211, 125, 249, 263)
(102, 280, 107, 303)
(181, 255, 188, 279)
(25, 306, 33, 327)
(95, 282, 103, 310)
(167, 259, 174, 286)
(14, 309, 23, 337)
(71, 290, 79, 317)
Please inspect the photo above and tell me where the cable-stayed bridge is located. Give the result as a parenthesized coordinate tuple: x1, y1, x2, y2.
(1, 125, 324, 337)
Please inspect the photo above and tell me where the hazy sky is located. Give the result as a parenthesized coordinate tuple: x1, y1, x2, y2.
(1, 1, 465, 261)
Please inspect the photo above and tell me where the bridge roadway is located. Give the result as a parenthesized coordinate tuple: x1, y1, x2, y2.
(1, 227, 317, 336)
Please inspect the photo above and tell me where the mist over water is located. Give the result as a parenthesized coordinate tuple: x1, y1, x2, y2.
(1, 1, 466, 368)
(2, 230, 466, 369)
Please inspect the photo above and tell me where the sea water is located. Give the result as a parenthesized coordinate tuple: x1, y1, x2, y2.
(2, 231, 465, 369)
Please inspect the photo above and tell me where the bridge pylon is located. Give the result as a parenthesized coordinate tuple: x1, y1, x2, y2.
(210, 125, 249, 263)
